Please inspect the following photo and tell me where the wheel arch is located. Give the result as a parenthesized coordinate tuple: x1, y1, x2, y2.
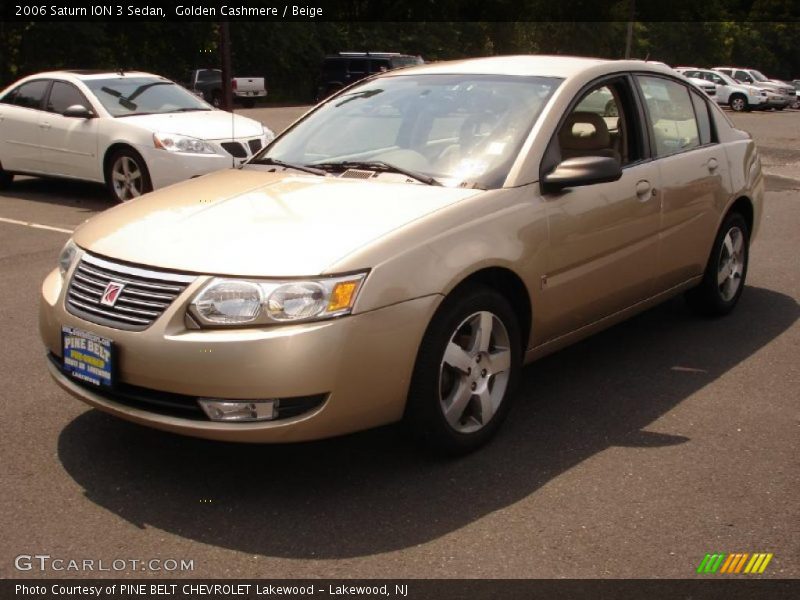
(102, 143, 148, 179)
(443, 266, 533, 352)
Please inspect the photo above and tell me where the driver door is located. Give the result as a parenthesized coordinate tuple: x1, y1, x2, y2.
(39, 81, 99, 179)
(539, 77, 661, 340)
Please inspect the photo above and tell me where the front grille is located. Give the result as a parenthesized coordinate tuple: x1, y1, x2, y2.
(221, 141, 247, 158)
(248, 138, 263, 154)
(66, 253, 195, 331)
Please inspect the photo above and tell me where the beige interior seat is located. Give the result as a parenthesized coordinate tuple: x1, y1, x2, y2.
(558, 111, 621, 163)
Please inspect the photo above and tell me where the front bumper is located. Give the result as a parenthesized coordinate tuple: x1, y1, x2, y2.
(40, 267, 441, 442)
(138, 144, 243, 190)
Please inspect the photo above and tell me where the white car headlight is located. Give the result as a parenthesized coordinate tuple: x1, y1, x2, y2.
(153, 132, 215, 154)
(58, 239, 78, 280)
(190, 272, 367, 327)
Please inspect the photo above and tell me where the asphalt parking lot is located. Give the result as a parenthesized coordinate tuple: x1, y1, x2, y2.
(0, 107, 797, 580)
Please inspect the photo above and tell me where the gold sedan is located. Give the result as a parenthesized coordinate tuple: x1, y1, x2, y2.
(40, 56, 763, 453)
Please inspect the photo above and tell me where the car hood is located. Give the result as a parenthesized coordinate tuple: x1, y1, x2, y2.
(73, 169, 482, 276)
(117, 110, 264, 140)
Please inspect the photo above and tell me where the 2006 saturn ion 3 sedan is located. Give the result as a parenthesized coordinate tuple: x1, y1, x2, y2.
(40, 56, 763, 454)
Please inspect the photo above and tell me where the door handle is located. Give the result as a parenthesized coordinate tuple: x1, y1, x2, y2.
(40, 122, 52, 130)
(635, 179, 654, 201)
(707, 158, 719, 172)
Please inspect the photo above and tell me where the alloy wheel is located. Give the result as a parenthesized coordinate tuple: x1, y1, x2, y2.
(111, 155, 144, 202)
(438, 311, 511, 434)
(718, 226, 745, 301)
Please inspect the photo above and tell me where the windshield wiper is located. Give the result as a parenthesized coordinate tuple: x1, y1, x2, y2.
(116, 112, 157, 117)
(313, 160, 441, 186)
(249, 157, 327, 176)
(166, 107, 212, 113)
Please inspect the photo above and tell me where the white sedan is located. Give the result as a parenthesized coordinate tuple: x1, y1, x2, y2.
(0, 70, 274, 202)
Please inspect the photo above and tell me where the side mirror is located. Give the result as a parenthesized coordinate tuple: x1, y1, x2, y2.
(542, 156, 622, 193)
(63, 104, 94, 119)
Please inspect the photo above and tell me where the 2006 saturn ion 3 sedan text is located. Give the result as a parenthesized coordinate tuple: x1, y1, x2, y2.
(40, 56, 763, 454)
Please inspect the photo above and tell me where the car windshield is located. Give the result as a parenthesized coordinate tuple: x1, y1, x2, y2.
(84, 76, 212, 117)
(750, 70, 769, 82)
(259, 73, 561, 189)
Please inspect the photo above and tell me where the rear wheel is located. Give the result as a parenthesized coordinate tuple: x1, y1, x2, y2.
(685, 212, 749, 316)
(405, 286, 521, 454)
(105, 149, 152, 203)
(211, 90, 222, 108)
(729, 94, 748, 112)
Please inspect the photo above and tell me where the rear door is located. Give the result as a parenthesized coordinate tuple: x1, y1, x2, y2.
(39, 80, 99, 179)
(635, 75, 729, 291)
(0, 79, 50, 172)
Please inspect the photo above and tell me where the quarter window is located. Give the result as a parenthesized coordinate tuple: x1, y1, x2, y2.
(637, 76, 700, 157)
(46, 81, 90, 114)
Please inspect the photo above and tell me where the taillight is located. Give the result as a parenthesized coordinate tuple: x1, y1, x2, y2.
(232, 79, 237, 91)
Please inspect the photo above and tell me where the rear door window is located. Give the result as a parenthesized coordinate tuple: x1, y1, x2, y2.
(5, 80, 50, 110)
(637, 76, 700, 157)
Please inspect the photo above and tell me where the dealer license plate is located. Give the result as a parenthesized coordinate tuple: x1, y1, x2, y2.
(61, 326, 115, 387)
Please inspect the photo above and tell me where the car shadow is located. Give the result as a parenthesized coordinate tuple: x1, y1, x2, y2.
(57, 286, 798, 559)
(3, 176, 111, 212)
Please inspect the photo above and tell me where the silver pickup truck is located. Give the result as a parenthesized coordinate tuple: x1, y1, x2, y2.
(186, 69, 267, 108)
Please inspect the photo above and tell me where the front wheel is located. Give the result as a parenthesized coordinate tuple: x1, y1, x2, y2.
(685, 212, 749, 316)
(405, 286, 522, 454)
(729, 94, 748, 112)
(105, 149, 152, 203)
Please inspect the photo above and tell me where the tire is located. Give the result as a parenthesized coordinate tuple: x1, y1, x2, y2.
(211, 91, 222, 108)
(0, 167, 13, 189)
(405, 285, 522, 455)
(729, 94, 748, 112)
(685, 212, 750, 317)
(775, 105, 785, 111)
(105, 148, 152, 203)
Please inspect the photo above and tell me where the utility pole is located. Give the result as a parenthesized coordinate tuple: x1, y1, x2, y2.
(220, 21, 233, 111)
(624, 0, 635, 59)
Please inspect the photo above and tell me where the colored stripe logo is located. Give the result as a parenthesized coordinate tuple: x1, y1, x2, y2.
(696, 553, 773, 574)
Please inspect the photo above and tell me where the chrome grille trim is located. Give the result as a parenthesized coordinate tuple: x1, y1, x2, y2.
(66, 253, 196, 331)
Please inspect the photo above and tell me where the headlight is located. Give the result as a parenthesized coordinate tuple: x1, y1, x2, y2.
(58, 239, 78, 280)
(190, 272, 367, 327)
(153, 132, 214, 154)
(263, 126, 275, 144)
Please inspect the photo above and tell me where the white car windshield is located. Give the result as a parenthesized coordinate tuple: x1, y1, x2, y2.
(260, 74, 562, 189)
(750, 70, 769, 82)
(84, 77, 211, 117)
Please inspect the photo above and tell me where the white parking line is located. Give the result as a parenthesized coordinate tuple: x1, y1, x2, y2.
(0, 216, 73, 234)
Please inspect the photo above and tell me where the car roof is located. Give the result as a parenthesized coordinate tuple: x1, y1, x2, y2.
(388, 55, 676, 79)
(18, 70, 161, 82)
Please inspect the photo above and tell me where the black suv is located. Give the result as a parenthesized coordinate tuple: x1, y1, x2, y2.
(315, 52, 424, 100)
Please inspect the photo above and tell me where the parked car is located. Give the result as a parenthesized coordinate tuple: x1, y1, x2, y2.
(185, 68, 267, 108)
(0, 70, 274, 202)
(712, 67, 794, 109)
(41, 56, 762, 454)
(793, 80, 800, 108)
(675, 67, 769, 111)
(315, 52, 423, 100)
